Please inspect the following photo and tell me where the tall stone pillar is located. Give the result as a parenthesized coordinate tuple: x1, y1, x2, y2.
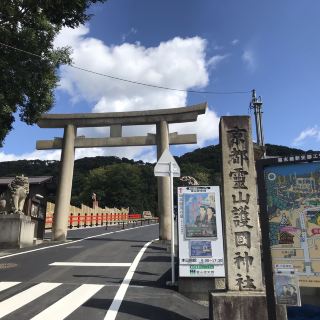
(52, 124, 76, 241)
(156, 121, 171, 240)
(209, 116, 269, 320)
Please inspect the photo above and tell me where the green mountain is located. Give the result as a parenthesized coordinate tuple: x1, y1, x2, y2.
(0, 144, 308, 214)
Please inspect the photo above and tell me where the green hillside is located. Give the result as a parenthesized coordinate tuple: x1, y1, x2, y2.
(0, 144, 308, 214)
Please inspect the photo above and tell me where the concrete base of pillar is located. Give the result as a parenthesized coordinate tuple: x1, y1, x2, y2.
(209, 291, 268, 320)
(0, 214, 35, 248)
(179, 277, 219, 301)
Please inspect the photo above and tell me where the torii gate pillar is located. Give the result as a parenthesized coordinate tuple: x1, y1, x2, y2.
(156, 121, 171, 240)
(52, 124, 76, 241)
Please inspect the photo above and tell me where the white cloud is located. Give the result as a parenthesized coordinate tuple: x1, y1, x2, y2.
(172, 108, 220, 148)
(121, 27, 138, 42)
(0, 147, 157, 163)
(54, 25, 90, 48)
(207, 54, 229, 70)
(231, 39, 239, 45)
(49, 25, 223, 161)
(242, 49, 256, 71)
(292, 126, 320, 146)
(0, 150, 62, 162)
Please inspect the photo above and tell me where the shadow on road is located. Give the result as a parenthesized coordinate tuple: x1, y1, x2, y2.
(130, 268, 173, 289)
(131, 245, 166, 251)
(141, 255, 171, 263)
(84, 298, 205, 320)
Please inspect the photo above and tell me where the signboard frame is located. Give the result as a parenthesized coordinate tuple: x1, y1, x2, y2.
(177, 186, 225, 278)
(256, 152, 320, 312)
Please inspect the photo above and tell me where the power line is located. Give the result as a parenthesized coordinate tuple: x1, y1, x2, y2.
(0, 41, 251, 95)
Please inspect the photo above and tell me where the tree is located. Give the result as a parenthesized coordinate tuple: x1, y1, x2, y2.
(0, 1, 106, 146)
(78, 164, 157, 214)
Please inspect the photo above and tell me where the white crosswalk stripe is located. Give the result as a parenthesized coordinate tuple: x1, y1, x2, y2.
(0, 282, 61, 318)
(0, 281, 20, 292)
(31, 283, 104, 320)
(0, 282, 105, 319)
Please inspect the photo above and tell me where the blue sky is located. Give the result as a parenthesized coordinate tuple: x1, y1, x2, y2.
(1, 0, 320, 162)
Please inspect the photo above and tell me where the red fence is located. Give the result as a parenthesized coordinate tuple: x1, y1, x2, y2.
(128, 213, 142, 220)
(45, 212, 157, 229)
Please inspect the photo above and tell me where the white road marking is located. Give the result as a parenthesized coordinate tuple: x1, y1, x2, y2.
(0, 223, 158, 260)
(30, 284, 104, 320)
(0, 282, 20, 292)
(49, 262, 131, 267)
(104, 239, 157, 320)
(0, 282, 61, 318)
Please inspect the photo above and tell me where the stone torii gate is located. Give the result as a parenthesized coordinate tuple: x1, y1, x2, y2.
(36, 103, 207, 241)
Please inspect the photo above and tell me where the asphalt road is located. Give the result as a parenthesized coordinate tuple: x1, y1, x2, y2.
(0, 223, 208, 320)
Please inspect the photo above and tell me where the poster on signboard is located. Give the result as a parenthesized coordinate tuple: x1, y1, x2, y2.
(274, 273, 301, 306)
(183, 192, 217, 239)
(178, 186, 225, 277)
(190, 241, 212, 257)
(262, 160, 320, 287)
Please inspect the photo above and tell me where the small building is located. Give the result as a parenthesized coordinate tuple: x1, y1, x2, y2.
(279, 231, 294, 244)
(0, 176, 53, 239)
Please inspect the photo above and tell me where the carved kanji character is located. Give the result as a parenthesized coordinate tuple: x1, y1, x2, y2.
(232, 192, 250, 205)
(232, 206, 253, 228)
(229, 147, 248, 167)
(227, 127, 247, 149)
(229, 168, 248, 189)
(235, 231, 251, 249)
(234, 252, 254, 273)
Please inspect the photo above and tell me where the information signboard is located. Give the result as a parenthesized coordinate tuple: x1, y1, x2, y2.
(178, 186, 225, 277)
(257, 155, 320, 288)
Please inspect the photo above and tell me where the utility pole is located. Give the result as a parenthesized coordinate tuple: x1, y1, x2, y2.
(250, 89, 266, 158)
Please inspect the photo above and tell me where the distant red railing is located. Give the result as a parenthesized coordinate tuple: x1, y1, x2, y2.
(45, 212, 157, 229)
(128, 213, 142, 220)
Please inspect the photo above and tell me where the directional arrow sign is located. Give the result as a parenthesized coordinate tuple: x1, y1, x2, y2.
(154, 148, 180, 177)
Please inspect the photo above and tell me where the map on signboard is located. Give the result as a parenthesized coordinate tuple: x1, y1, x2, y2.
(264, 162, 320, 287)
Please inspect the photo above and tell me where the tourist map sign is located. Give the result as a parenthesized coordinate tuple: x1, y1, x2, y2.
(177, 186, 225, 277)
(263, 160, 320, 287)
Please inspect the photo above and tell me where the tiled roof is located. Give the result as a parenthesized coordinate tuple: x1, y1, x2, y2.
(0, 176, 52, 185)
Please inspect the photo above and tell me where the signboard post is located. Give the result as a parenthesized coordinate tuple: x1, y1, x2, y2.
(154, 148, 180, 285)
